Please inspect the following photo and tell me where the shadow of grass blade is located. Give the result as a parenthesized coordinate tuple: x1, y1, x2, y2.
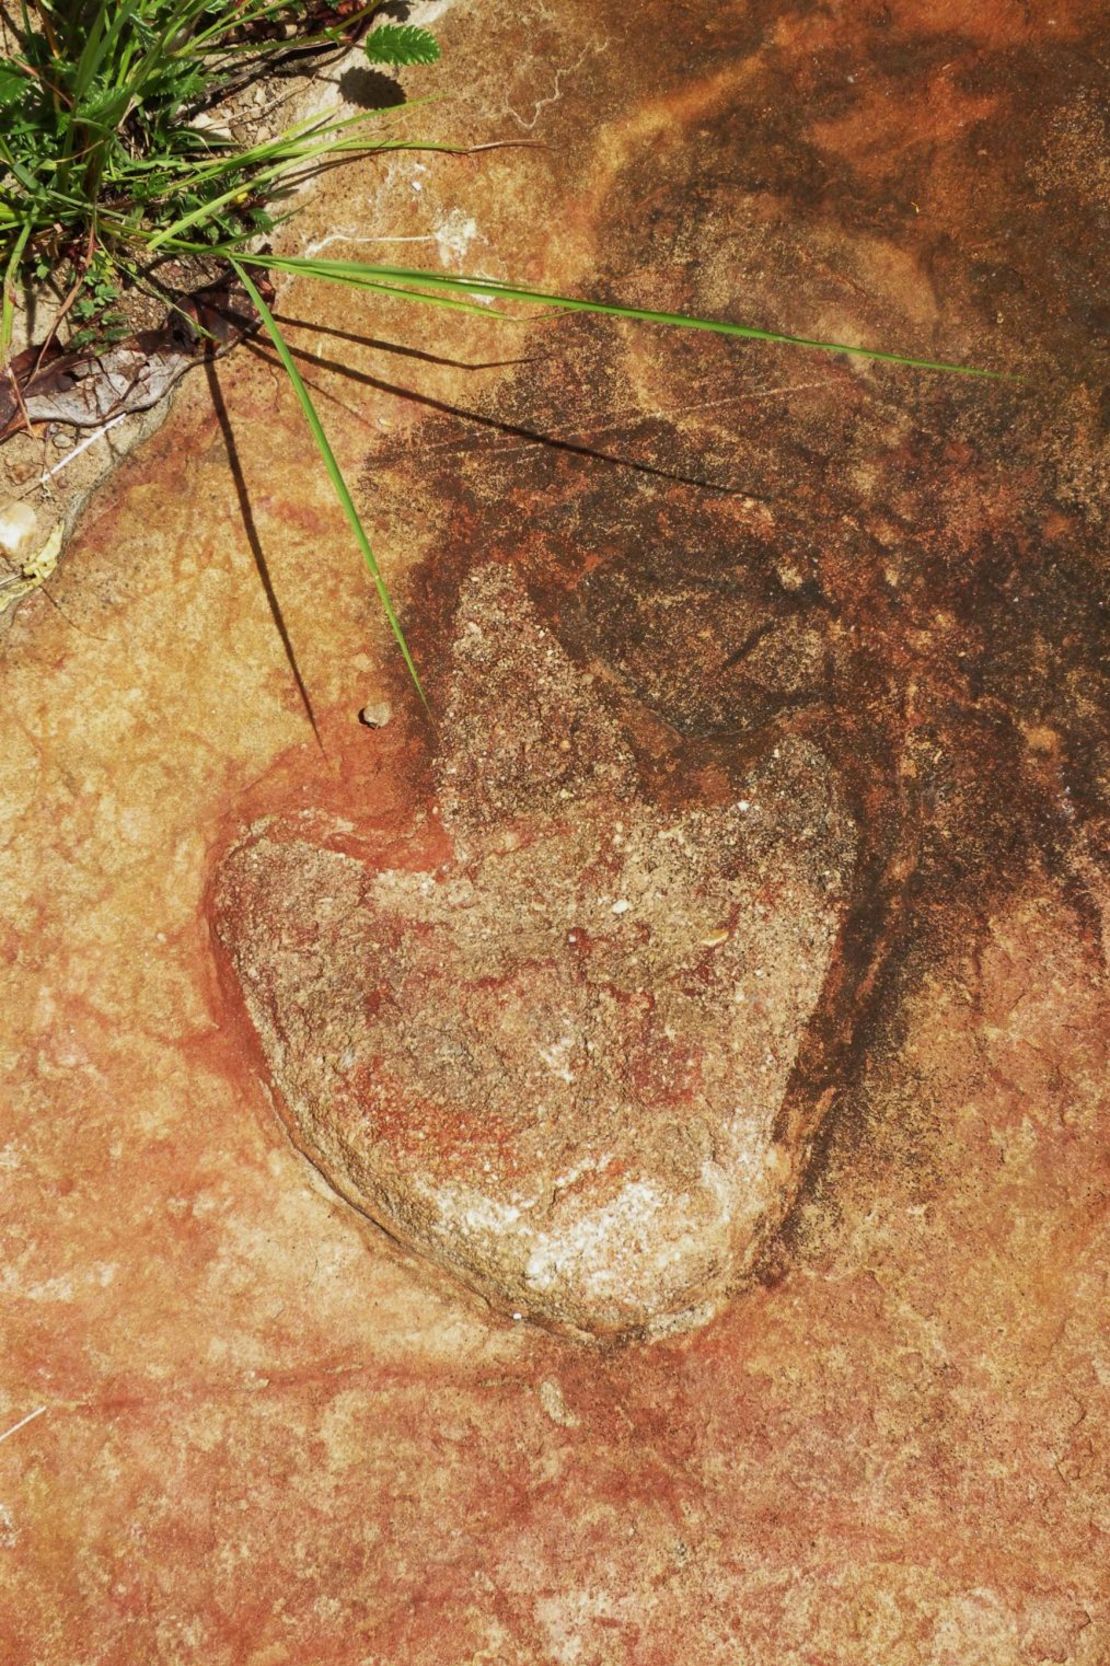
(230, 258, 426, 706)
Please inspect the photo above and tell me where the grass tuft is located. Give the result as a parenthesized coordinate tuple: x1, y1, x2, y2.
(1, 1, 998, 697)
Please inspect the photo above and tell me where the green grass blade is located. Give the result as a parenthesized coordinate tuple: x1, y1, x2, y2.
(172, 0, 279, 51)
(68, 3, 112, 102)
(2, 217, 33, 361)
(189, 104, 417, 170)
(146, 128, 452, 251)
(188, 0, 377, 53)
(302, 274, 518, 320)
(3, 150, 40, 194)
(206, 248, 518, 320)
(230, 257, 425, 705)
(236, 256, 999, 377)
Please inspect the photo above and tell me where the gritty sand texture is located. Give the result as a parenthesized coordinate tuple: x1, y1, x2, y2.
(214, 566, 857, 1339)
(1, 0, 1107, 1661)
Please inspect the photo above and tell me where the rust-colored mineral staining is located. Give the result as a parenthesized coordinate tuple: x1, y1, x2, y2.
(214, 567, 857, 1338)
(2, 0, 1107, 1661)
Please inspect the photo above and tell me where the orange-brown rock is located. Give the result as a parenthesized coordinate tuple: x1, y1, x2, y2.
(215, 567, 856, 1336)
(3, 0, 1107, 1658)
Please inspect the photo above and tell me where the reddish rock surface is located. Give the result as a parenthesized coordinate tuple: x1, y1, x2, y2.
(1, 0, 1107, 1661)
(214, 566, 857, 1338)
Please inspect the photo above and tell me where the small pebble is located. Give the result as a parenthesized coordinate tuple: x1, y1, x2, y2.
(358, 702, 392, 729)
(0, 499, 38, 561)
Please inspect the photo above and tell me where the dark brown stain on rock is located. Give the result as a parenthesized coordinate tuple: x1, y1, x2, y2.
(206, 0, 1106, 1339)
(357, 0, 1106, 1264)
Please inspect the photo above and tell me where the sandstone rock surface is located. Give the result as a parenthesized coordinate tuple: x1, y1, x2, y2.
(214, 566, 857, 1338)
(3, 0, 1107, 1656)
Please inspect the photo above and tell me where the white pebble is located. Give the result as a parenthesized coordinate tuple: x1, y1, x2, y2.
(0, 500, 38, 561)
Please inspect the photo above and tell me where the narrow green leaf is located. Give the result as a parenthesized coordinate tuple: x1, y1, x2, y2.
(4, 149, 40, 194)
(146, 125, 451, 251)
(215, 256, 1000, 378)
(2, 218, 32, 362)
(276, 256, 993, 378)
(229, 258, 426, 705)
(206, 247, 517, 320)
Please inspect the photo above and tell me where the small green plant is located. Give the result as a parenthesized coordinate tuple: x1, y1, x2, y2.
(0, 1, 417, 357)
(363, 22, 441, 67)
(66, 249, 127, 345)
(0, 2, 993, 696)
